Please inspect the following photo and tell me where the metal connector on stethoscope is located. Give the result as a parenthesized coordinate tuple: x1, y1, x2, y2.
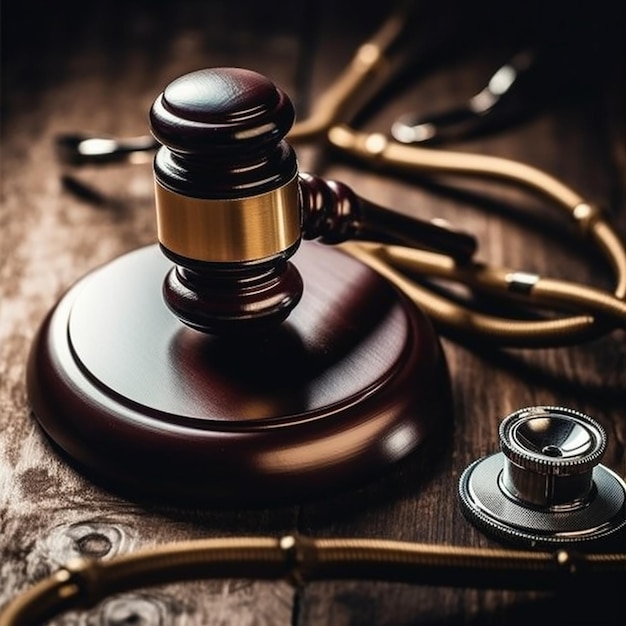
(459, 406, 626, 548)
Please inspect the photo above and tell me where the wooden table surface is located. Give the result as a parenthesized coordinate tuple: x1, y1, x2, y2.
(2, 1, 625, 624)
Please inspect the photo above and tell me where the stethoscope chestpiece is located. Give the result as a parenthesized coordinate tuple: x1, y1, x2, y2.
(459, 406, 626, 549)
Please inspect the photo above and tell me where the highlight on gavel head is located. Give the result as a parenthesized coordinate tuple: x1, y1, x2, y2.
(149, 67, 304, 334)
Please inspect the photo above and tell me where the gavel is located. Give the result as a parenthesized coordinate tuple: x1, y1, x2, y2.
(27, 66, 456, 503)
(149, 67, 476, 334)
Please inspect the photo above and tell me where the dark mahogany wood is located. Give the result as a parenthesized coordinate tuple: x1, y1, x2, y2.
(161, 244, 305, 335)
(150, 67, 298, 197)
(27, 241, 452, 504)
(299, 172, 477, 258)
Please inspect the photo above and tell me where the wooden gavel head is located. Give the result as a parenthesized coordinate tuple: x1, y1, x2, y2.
(151, 67, 369, 334)
(150, 67, 476, 335)
(150, 67, 305, 334)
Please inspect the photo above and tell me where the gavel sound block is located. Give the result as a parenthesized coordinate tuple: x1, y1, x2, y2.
(27, 68, 456, 504)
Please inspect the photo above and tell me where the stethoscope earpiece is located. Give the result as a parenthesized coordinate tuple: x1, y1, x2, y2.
(459, 406, 626, 548)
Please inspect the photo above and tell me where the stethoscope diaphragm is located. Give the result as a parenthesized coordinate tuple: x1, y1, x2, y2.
(459, 406, 626, 548)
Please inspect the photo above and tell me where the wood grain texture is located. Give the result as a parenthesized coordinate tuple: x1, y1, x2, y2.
(1, 0, 625, 624)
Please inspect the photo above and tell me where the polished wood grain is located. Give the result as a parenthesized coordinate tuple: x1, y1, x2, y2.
(1, 0, 625, 624)
(27, 241, 451, 504)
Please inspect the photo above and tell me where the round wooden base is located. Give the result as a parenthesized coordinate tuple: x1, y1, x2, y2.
(27, 242, 452, 504)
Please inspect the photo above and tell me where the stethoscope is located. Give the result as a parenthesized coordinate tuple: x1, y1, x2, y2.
(3, 3, 625, 624)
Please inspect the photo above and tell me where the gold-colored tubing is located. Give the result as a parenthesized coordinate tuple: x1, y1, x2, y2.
(0, 571, 82, 626)
(357, 243, 626, 327)
(341, 242, 608, 346)
(327, 126, 584, 208)
(2, 536, 624, 626)
(289, 2, 416, 142)
(592, 219, 626, 295)
(294, 4, 626, 304)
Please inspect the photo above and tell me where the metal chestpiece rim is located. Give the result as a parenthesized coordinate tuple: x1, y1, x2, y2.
(459, 406, 626, 548)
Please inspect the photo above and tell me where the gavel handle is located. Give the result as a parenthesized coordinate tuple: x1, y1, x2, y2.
(356, 196, 477, 261)
(299, 172, 477, 261)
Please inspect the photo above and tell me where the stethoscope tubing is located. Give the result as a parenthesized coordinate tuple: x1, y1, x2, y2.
(2, 534, 624, 626)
